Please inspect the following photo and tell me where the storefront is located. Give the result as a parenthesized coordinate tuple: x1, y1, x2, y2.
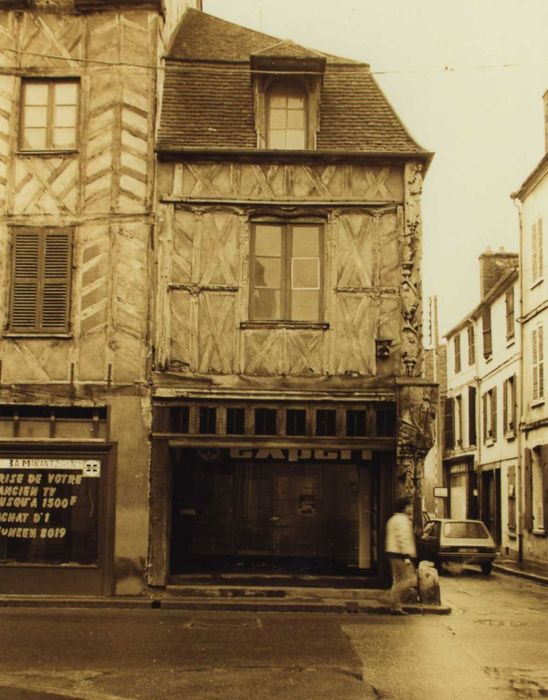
(150, 399, 397, 585)
(0, 406, 116, 596)
(170, 446, 389, 575)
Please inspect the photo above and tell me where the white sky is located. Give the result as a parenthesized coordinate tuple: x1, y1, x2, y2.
(202, 0, 548, 338)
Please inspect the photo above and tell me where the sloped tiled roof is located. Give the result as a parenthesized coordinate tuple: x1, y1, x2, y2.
(158, 9, 429, 156)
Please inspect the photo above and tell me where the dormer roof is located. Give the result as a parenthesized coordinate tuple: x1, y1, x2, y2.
(158, 9, 431, 158)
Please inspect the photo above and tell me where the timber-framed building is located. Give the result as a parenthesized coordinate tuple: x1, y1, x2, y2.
(150, 10, 436, 587)
(0, 0, 199, 595)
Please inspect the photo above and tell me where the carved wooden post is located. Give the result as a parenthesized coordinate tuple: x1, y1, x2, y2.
(396, 384, 437, 534)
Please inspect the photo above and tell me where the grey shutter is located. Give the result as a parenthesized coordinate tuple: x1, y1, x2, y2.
(444, 398, 454, 450)
(503, 380, 508, 434)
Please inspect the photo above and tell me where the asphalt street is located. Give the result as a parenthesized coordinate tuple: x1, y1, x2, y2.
(0, 569, 546, 699)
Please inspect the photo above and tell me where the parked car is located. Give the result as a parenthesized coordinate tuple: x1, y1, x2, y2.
(417, 518, 497, 574)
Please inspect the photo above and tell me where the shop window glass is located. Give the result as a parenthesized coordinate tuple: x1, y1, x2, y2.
(0, 459, 101, 565)
(226, 408, 245, 435)
(315, 409, 336, 436)
(254, 408, 277, 435)
(376, 405, 396, 437)
(346, 410, 366, 437)
(286, 409, 306, 436)
(170, 407, 190, 433)
(199, 407, 217, 434)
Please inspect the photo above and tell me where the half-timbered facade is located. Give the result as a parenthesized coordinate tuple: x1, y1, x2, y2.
(150, 10, 436, 586)
(0, 0, 198, 595)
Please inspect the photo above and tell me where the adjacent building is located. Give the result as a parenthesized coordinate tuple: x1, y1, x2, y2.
(512, 91, 548, 568)
(0, 0, 199, 595)
(443, 251, 520, 559)
(149, 10, 436, 587)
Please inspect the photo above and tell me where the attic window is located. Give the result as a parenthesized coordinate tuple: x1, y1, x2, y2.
(267, 81, 307, 149)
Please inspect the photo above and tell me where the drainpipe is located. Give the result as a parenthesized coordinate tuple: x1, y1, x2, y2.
(512, 195, 524, 563)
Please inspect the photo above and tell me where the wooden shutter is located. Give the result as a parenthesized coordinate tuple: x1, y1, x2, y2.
(542, 445, 548, 532)
(10, 230, 40, 331)
(491, 387, 497, 441)
(444, 397, 454, 450)
(533, 326, 544, 401)
(42, 230, 71, 331)
(538, 218, 544, 281)
(468, 386, 476, 445)
(482, 308, 492, 358)
(511, 374, 517, 431)
(539, 326, 545, 400)
(507, 464, 516, 530)
(524, 448, 532, 530)
(503, 380, 508, 433)
(468, 324, 475, 365)
(482, 392, 487, 442)
(9, 228, 71, 333)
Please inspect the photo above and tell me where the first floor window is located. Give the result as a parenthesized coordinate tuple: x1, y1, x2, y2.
(532, 447, 545, 531)
(20, 78, 79, 151)
(468, 386, 477, 446)
(9, 227, 72, 334)
(250, 221, 323, 322)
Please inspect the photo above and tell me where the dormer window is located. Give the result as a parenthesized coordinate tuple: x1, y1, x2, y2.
(267, 81, 307, 150)
(250, 45, 325, 151)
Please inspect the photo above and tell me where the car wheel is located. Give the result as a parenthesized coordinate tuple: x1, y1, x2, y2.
(480, 562, 492, 575)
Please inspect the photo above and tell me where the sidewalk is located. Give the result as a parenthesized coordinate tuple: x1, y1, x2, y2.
(493, 557, 548, 586)
(0, 584, 451, 615)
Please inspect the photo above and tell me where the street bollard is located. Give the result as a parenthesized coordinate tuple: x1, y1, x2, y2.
(417, 560, 441, 605)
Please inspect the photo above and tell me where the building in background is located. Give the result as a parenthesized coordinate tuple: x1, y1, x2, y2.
(443, 251, 520, 560)
(512, 91, 548, 568)
(0, 0, 199, 596)
(149, 9, 436, 588)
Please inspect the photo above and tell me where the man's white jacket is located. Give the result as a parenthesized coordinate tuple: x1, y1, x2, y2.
(385, 512, 416, 558)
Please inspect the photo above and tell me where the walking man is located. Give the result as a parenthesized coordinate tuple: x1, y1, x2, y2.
(384, 495, 417, 615)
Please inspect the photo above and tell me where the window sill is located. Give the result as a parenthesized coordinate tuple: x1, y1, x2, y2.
(531, 398, 545, 408)
(505, 430, 516, 441)
(4, 332, 72, 339)
(506, 337, 515, 348)
(241, 321, 329, 330)
(484, 355, 493, 363)
(532, 528, 546, 537)
(16, 149, 79, 157)
(485, 437, 494, 447)
(530, 277, 544, 291)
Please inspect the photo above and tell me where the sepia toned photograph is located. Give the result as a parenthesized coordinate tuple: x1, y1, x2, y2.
(0, 0, 546, 697)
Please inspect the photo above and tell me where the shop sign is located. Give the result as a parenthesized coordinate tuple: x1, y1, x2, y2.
(0, 458, 100, 476)
(228, 448, 372, 462)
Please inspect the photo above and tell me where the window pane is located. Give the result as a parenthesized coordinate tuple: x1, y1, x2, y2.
(54, 105, 77, 128)
(226, 408, 245, 435)
(23, 128, 47, 150)
(291, 290, 319, 321)
(255, 226, 281, 256)
(268, 130, 286, 149)
(255, 257, 281, 289)
(292, 226, 319, 256)
(252, 288, 280, 319)
(254, 408, 277, 435)
(24, 83, 48, 106)
(287, 109, 305, 129)
(54, 82, 77, 106)
(270, 94, 287, 108)
(24, 105, 48, 128)
(316, 409, 336, 436)
(286, 130, 306, 149)
(287, 94, 305, 109)
(292, 258, 319, 289)
(53, 127, 76, 148)
(269, 109, 286, 129)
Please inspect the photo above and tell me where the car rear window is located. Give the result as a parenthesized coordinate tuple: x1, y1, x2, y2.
(442, 521, 489, 539)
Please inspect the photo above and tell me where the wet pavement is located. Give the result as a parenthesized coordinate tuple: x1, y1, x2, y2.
(0, 567, 545, 699)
